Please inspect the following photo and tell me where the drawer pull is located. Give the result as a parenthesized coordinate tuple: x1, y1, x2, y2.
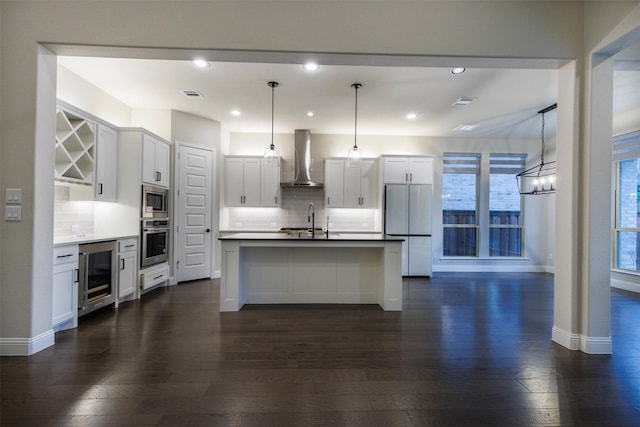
(153, 274, 164, 280)
(56, 254, 73, 259)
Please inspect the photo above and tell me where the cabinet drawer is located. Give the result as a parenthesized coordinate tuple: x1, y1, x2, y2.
(141, 264, 170, 290)
(53, 245, 79, 265)
(118, 238, 138, 253)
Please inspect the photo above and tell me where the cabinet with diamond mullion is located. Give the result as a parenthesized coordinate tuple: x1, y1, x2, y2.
(55, 108, 95, 184)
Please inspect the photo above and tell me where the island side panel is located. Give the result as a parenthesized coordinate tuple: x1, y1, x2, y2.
(381, 241, 403, 311)
(220, 240, 242, 311)
(334, 248, 379, 304)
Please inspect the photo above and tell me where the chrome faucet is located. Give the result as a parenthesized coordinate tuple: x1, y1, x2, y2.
(307, 202, 315, 239)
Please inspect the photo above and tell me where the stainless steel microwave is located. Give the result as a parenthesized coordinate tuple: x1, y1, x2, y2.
(142, 185, 169, 218)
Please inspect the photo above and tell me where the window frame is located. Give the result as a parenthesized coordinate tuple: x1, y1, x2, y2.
(613, 131, 640, 274)
(488, 153, 526, 257)
(442, 153, 480, 257)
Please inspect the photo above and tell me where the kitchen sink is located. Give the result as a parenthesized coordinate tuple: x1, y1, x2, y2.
(280, 227, 326, 239)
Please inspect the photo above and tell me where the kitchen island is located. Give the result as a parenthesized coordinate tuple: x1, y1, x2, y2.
(218, 233, 404, 311)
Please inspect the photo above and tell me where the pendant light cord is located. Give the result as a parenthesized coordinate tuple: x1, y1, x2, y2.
(268, 81, 278, 150)
(540, 111, 546, 166)
(352, 83, 362, 149)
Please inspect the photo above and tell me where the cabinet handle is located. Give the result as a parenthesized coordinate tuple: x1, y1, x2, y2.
(121, 259, 125, 270)
(125, 244, 135, 249)
(56, 254, 73, 259)
(153, 274, 163, 280)
(410, 173, 413, 182)
(74, 268, 79, 283)
(155, 171, 161, 182)
(405, 173, 408, 182)
(275, 196, 278, 204)
(98, 183, 103, 195)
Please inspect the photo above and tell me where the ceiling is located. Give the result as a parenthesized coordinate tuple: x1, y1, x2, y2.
(57, 47, 638, 139)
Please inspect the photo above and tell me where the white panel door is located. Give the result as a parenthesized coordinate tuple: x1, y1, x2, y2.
(177, 145, 213, 282)
(260, 159, 280, 207)
(344, 161, 362, 207)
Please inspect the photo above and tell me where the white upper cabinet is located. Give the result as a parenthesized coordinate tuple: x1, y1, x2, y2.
(224, 156, 276, 207)
(94, 123, 118, 201)
(260, 159, 280, 207)
(142, 134, 170, 188)
(383, 156, 433, 184)
(324, 159, 345, 207)
(325, 158, 378, 208)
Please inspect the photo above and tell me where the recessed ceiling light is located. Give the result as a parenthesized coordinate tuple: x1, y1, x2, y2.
(231, 110, 241, 117)
(192, 58, 210, 69)
(307, 111, 315, 117)
(451, 67, 466, 75)
(303, 62, 319, 72)
(406, 112, 417, 120)
(452, 97, 477, 106)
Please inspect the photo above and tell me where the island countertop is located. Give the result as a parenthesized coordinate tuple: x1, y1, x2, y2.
(219, 232, 404, 242)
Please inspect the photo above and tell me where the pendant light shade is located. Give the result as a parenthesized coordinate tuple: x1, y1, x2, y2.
(264, 81, 280, 162)
(348, 83, 363, 159)
(516, 103, 557, 195)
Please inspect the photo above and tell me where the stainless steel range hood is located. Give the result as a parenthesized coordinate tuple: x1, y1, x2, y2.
(281, 129, 323, 188)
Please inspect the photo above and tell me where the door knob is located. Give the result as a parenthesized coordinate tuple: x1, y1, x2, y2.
(206, 228, 211, 233)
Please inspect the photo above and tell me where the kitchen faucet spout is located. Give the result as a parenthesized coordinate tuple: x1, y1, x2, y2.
(307, 202, 315, 239)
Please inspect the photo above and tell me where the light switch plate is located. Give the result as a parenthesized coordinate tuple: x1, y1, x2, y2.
(6, 189, 22, 204)
(5, 206, 21, 221)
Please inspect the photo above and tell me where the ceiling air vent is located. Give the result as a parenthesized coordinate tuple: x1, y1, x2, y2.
(452, 97, 477, 106)
(180, 89, 204, 99)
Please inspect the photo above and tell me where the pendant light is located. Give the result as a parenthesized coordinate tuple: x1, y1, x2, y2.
(516, 103, 557, 195)
(348, 83, 363, 160)
(264, 81, 280, 162)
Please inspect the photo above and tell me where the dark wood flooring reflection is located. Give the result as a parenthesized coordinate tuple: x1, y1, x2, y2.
(2, 273, 640, 426)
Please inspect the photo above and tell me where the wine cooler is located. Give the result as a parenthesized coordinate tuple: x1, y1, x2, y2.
(78, 240, 117, 317)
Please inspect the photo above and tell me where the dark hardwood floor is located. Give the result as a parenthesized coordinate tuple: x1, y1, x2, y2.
(2, 272, 639, 426)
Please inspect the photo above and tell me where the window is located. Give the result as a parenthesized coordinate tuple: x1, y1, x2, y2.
(489, 154, 525, 256)
(442, 153, 479, 256)
(613, 131, 640, 272)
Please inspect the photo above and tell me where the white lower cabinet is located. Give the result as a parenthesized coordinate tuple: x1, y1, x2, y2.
(52, 244, 79, 332)
(140, 262, 170, 292)
(118, 238, 138, 301)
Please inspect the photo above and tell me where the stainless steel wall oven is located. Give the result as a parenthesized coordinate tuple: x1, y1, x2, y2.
(141, 218, 169, 267)
(78, 241, 117, 317)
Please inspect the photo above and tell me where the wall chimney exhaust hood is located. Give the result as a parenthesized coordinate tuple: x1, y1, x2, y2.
(281, 129, 323, 188)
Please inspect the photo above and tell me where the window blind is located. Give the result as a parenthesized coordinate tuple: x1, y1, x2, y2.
(613, 131, 640, 162)
(443, 153, 480, 174)
(490, 153, 527, 174)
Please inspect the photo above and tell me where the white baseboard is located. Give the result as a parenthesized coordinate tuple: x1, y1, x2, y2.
(0, 329, 55, 356)
(433, 264, 550, 273)
(552, 326, 612, 354)
(580, 335, 612, 354)
(552, 326, 580, 350)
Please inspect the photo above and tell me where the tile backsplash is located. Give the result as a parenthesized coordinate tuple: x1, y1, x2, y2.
(226, 187, 379, 231)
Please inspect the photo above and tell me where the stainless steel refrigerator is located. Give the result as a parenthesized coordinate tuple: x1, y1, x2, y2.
(384, 184, 433, 276)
